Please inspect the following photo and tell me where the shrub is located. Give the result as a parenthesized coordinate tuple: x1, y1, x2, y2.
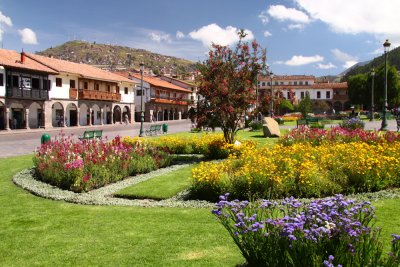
(341, 117, 365, 130)
(213, 194, 400, 267)
(249, 121, 263, 131)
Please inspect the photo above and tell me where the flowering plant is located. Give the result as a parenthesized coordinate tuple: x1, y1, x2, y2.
(341, 117, 365, 130)
(213, 193, 400, 267)
(34, 134, 171, 192)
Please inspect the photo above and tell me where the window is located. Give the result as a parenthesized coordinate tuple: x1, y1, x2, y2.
(317, 91, 321, 99)
(124, 87, 128, 94)
(56, 78, 62, 87)
(261, 82, 266, 87)
(13, 75, 19, 87)
(107, 85, 111, 92)
(294, 81, 298, 85)
(32, 78, 39, 89)
(299, 81, 303, 85)
(289, 82, 292, 85)
(95, 83, 100, 91)
(267, 82, 270, 86)
(305, 81, 309, 85)
(69, 80, 75, 89)
(84, 81, 88, 90)
(287, 92, 290, 99)
(274, 82, 278, 85)
(326, 91, 331, 99)
(136, 89, 143, 96)
(116, 86, 120, 93)
(301, 92, 305, 99)
(0, 73, 3, 86)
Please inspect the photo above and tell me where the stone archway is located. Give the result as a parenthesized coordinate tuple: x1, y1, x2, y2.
(104, 105, 112, 124)
(79, 103, 89, 126)
(9, 102, 25, 129)
(66, 103, 78, 127)
(52, 102, 64, 127)
(92, 104, 101, 125)
(28, 102, 42, 129)
(123, 106, 130, 124)
(113, 105, 122, 124)
(0, 100, 5, 130)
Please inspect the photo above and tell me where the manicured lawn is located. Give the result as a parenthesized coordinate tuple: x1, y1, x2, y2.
(114, 164, 197, 200)
(0, 156, 243, 266)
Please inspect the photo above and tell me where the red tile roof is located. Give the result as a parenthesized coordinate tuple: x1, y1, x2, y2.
(0, 49, 58, 74)
(25, 53, 134, 84)
(119, 72, 192, 93)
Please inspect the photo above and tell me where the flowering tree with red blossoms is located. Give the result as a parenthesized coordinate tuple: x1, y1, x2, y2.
(196, 30, 267, 144)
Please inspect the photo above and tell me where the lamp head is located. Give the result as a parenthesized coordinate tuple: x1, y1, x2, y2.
(371, 68, 375, 76)
(383, 39, 391, 52)
(270, 72, 274, 79)
(139, 62, 145, 72)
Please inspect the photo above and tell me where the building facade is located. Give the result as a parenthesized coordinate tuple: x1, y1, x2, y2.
(116, 72, 192, 122)
(0, 48, 138, 131)
(258, 75, 349, 111)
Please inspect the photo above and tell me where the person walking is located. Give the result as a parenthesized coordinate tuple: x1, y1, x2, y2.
(124, 114, 129, 125)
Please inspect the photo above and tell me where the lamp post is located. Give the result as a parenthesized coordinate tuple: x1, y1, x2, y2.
(380, 39, 391, 131)
(370, 69, 375, 121)
(255, 73, 259, 111)
(270, 72, 274, 117)
(139, 62, 145, 137)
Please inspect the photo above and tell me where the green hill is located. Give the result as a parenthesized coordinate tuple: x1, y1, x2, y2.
(36, 40, 197, 76)
(344, 45, 400, 79)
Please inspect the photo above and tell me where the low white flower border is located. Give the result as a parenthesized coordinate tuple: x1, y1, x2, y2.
(13, 164, 213, 208)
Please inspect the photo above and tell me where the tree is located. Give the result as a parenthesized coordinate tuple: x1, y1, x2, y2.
(348, 64, 400, 110)
(298, 92, 312, 119)
(196, 30, 266, 143)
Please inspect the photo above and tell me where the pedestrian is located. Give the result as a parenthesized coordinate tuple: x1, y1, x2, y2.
(124, 114, 129, 125)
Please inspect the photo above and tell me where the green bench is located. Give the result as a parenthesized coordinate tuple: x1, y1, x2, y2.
(145, 124, 163, 136)
(296, 118, 320, 128)
(78, 130, 103, 140)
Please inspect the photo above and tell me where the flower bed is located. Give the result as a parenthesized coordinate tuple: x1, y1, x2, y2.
(279, 126, 400, 146)
(33, 135, 171, 192)
(191, 141, 400, 201)
(213, 194, 400, 267)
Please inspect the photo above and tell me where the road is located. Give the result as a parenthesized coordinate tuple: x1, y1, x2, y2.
(0, 119, 398, 158)
(0, 120, 192, 158)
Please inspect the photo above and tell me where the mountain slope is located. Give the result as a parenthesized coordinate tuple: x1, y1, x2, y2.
(344, 45, 400, 78)
(36, 40, 197, 76)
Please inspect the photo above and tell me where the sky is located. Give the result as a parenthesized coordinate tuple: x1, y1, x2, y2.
(0, 0, 399, 77)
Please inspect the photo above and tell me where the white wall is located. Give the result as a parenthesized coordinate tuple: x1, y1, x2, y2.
(120, 81, 135, 104)
(49, 73, 78, 99)
(0, 67, 5, 97)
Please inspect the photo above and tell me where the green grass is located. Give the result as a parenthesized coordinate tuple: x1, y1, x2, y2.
(0, 156, 243, 266)
(114, 164, 197, 200)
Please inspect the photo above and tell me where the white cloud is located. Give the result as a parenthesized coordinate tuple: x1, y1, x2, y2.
(288, 24, 305, 30)
(331, 48, 359, 68)
(0, 11, 12, 26)
(268, 5, 310, 24)
(343, 61, 358, 69)
(317, 62, 337, 69)
(294, 0, 400, 36)
(149, 32, 171, 43)
(258, 10, 269, 25)
(277, 54, 324, 66)
(176, 31, 185, 39)
(18, 28, 38, 44)
(189, 23, 254, 47)
(263, 31, 272, 37)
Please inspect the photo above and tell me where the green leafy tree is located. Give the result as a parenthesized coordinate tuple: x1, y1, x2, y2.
(298, 92, 313, 118)
(196, 30, 266, 143)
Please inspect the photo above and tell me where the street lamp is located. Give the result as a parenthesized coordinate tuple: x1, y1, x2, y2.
(139, 62, 145, 137)
(380, 39, 391, 131)
(255, 73, 259, 111)
(270, 72, 274, 117)
(370, 69, 375, 121)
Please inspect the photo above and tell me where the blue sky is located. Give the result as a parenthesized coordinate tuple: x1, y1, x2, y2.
(0, 0, 399, 76)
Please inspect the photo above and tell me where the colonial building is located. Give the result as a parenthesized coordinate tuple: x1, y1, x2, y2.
(115, 72, 192, 122)
(0, 48, 138, 131)
(258, 75, 349, 111)
(159, 75, 197, 108)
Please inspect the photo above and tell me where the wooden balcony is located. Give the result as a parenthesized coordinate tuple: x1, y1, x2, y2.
(77, 89, 121, 102)
(332, 95, 349, 101)
(6, 87, 49, 100)
(69, 88, 78, 99)
(150, 97, 189, 106)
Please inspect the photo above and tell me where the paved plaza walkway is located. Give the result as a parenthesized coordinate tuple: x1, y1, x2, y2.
(0, 119, 398, 158)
